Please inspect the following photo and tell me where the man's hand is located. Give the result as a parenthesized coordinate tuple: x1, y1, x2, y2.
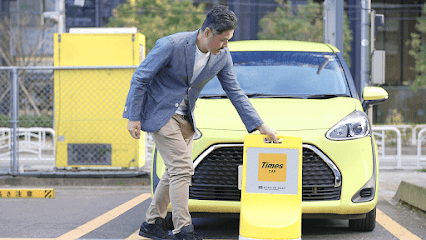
(257, 123, 278, 142)
(127, 120, 141, 139)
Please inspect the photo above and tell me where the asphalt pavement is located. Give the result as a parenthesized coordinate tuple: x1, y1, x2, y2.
(0, 169, 425, 240)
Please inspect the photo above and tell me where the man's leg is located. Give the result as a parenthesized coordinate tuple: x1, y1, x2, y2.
(145, 170, 171, 223)
(148, 114, 194, 234)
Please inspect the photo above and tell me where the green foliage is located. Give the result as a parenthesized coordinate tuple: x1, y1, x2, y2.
(257, 0, 352, 68)
(407, 4, 426, 92)
(0, 114, 53, 128)
(107, 0, 206, 53)
(0, 114, 9, 127)
(385, 109, 404, 125)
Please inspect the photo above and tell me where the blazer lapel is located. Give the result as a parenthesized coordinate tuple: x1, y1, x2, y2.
(185, 30, 199, 85)
(192, 51, 219, 85)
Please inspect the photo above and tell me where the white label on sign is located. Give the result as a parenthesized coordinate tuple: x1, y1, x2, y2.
(245, 147, 299, 195)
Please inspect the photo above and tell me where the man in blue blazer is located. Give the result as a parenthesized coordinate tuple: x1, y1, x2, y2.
(124, 5, 277, 240)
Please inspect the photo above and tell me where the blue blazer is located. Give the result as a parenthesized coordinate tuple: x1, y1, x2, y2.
(123, 30, 263, 133)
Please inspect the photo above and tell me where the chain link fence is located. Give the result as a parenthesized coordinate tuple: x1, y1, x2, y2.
(0, 66, 152, 176)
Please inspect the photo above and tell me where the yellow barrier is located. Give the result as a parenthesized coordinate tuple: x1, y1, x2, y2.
(239, 135, 302, 240)
(0, 189, 55, 198)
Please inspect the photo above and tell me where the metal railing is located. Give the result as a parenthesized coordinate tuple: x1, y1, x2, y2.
(417, 128, 426, 169)
(412, 124, 426, 145)
(372, 126, 402, 168)
(372, 125, 426, 169)
(0, 127, 55, 160)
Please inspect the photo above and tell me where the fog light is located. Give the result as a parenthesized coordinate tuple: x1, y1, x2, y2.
(360, 188, 373, 198)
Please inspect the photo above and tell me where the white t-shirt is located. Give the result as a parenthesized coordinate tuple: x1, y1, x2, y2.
(176, 45, 210, 115)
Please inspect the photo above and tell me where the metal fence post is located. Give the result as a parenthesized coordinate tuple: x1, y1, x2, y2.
(10, 68, 19, 175)
(417, 128, 426, 169)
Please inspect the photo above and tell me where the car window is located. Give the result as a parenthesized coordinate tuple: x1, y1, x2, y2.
(200, 51, 351, 98)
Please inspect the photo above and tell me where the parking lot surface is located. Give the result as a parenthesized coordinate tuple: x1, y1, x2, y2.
(0, 170, 425, 240)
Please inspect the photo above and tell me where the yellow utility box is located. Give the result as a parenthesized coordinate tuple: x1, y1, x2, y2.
(240, 135, 302, 240)
(54, 28, 146, 169)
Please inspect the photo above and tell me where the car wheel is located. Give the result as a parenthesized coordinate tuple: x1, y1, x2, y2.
(349, 207, 376, 231)
(165, 212, 174, 230)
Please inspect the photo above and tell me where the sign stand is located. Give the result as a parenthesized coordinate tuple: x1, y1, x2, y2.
(239, 135, 302, 240)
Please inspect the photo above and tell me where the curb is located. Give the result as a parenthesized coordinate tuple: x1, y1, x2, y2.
(396, 181, 426, 213)
(0, 175, 150, 187)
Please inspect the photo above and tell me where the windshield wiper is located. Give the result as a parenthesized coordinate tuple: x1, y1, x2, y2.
(246, 93, 304, 99)
(199, 94, 228, 99)
(306, 94, 351, 99)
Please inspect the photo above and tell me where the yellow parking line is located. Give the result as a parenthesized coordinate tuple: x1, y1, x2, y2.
(56, 193, 150, 240)
(376, 208, 422, 240)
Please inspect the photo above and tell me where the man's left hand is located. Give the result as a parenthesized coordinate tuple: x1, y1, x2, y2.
(257, 124, 278, 142)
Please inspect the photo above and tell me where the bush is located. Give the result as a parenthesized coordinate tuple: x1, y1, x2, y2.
(0, 114, 9, 127)
(0, 114, 53, 128)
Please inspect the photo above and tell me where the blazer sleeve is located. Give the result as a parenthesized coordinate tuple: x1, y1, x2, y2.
(216, 51, 264, 133)
(123, 37, 174, 121)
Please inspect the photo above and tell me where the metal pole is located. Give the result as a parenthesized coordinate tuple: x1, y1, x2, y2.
(360, 0, 371, 96)
(10, 68, 19, 175)
(95, 0, 100, 27)
(56, 0, 65, 33)
(348, 0, 361, 96)
(335, 0, 343, 52)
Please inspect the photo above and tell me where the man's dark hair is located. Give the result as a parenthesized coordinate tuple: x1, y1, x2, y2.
(201, 5, 238, 35)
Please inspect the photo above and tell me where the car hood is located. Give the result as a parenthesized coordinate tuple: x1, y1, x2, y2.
(194, 97, 358, 131)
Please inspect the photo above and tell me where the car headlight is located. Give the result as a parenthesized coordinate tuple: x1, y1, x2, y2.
(326, 110, 371, 140)
(193, 129, 202, 140)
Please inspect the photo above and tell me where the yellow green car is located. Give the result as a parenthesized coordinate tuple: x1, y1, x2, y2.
(151, 40, 388, 232)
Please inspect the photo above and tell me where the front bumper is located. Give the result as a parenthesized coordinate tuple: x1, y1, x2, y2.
(153, 128, 378, 218)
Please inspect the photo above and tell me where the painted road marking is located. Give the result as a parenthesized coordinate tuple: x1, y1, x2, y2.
(0, 189, 55, 198)
(0, 204, 422, 239)
(56, 193, 150, 240)
(376, 208, 422, 240)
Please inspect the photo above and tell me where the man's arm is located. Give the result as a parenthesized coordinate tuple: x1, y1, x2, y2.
(125, 37, 174, 121)
(125, 37, 174, 139)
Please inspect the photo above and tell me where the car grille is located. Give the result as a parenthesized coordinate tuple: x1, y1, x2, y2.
(190, 145, 341, 201)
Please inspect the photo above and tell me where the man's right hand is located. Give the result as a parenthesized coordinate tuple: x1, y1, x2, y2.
(127, 120, 141, 139)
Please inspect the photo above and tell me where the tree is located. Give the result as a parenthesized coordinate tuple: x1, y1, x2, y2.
(107, 0, 206, 53)
(407, 3, 426, 92)
(0, 15, 55, 117)
(257, 0, 352, 67)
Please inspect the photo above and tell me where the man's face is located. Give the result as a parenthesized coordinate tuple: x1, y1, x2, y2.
(206, 29, 234, 55)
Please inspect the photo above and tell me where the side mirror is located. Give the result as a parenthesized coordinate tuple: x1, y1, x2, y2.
(362, 86, 388, 111)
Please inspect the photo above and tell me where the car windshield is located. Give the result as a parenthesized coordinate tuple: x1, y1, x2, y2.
(200, 51, 351, 99)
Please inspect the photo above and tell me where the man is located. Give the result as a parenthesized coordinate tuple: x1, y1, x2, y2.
(123, 5, 277, 240)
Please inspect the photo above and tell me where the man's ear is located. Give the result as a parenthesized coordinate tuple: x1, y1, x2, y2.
(204, 27, 212, 38)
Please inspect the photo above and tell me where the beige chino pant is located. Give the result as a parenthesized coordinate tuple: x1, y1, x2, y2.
(146, 113, 195, 234)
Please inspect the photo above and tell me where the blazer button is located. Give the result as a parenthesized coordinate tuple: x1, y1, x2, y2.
(175, 103, 179, 107)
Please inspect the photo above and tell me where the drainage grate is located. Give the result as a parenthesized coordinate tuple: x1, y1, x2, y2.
(67, 144, 112, 165)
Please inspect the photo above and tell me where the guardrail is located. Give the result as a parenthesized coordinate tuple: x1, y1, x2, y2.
(417, 128, 426, 169)
(0, 127, 55, 161)
(372, 125, 426, 169)
(372, 126, 402, 168)
(412, 124, 426, 146)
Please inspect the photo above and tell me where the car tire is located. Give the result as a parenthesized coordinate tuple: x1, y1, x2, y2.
(165, 212, 174, 230)
(349, 207, 376, 231)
